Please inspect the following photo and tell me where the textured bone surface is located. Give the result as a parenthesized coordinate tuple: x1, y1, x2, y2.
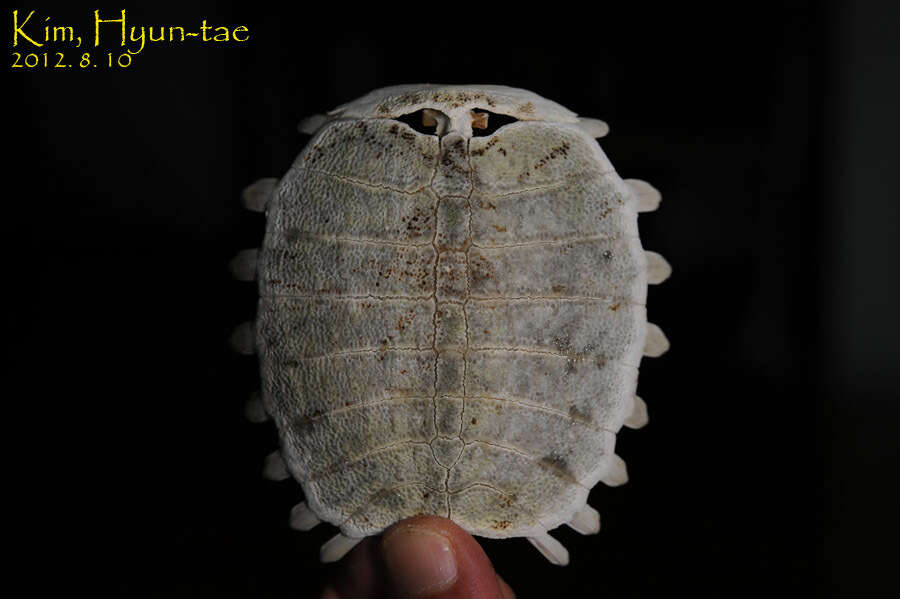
(250, 84, 668, 564)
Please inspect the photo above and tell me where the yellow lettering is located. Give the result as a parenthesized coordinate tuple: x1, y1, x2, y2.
(200, 19, 212, 41)
(168, 26, 185, 42)
(232, 26, 249, 42)
(213, 26, 230, 42)
(94, 9, 126, 47)
(128, 27, 146, 54)
(148, 27, 166, 43)
(12, 10, 41, 47)
(51, 26, 75, 43)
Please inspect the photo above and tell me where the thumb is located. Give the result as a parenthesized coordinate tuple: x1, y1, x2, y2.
(380, 515, 514, 599)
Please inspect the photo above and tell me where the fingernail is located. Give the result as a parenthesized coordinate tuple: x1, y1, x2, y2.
(382, 526, 458, 598)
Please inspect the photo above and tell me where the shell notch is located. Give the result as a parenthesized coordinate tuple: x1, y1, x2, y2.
(237, 83, 669, 566)
(299, 83, 608, 140)
(398, 107, 506, 139)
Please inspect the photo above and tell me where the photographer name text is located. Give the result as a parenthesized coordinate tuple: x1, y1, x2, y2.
(10, 9, 250, 68)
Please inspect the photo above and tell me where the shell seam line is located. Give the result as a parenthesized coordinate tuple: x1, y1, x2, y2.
(275, 347, 434, 360)
(337, 481, 446, 529)
(468, 347, 640, 368)
(449, 137, 477, 507)
(468, 295, 644, 303)
(274, 393, 622, 436)
(262, 293, 433, 300)
(334, 480, 546, 532)
(456, 395, 621, 436)
(264, 231, 635, 250)
(426, 137, 445, 517)
(282, 236, 433, 248)
(306, 439, 432, 481)
(462, 439, 588, 489)
(295, 396, 436, 423)
(469, 232, 637, 249)
(298, 166, 428, 196)
(273, 347, 637, 361)
(297, 159, 615, 200)
(460, 137, 475, 437)
(444, 482, 546, 531)
(262, 293, 645, 305)
(472, 168, 616, 198)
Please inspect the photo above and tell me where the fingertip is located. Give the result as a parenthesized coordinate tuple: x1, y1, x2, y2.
(496, 573, 516, 599)
(382, 518, 458, 598)
(381, 515, 507, 599)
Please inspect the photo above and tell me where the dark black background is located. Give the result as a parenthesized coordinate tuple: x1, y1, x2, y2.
(8, 2, 899, 597)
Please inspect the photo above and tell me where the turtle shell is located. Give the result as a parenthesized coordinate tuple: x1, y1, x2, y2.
(234, 84, 670, 565)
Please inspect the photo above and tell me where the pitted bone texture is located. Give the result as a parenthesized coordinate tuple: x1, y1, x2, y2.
(257, 90, 651, 540)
